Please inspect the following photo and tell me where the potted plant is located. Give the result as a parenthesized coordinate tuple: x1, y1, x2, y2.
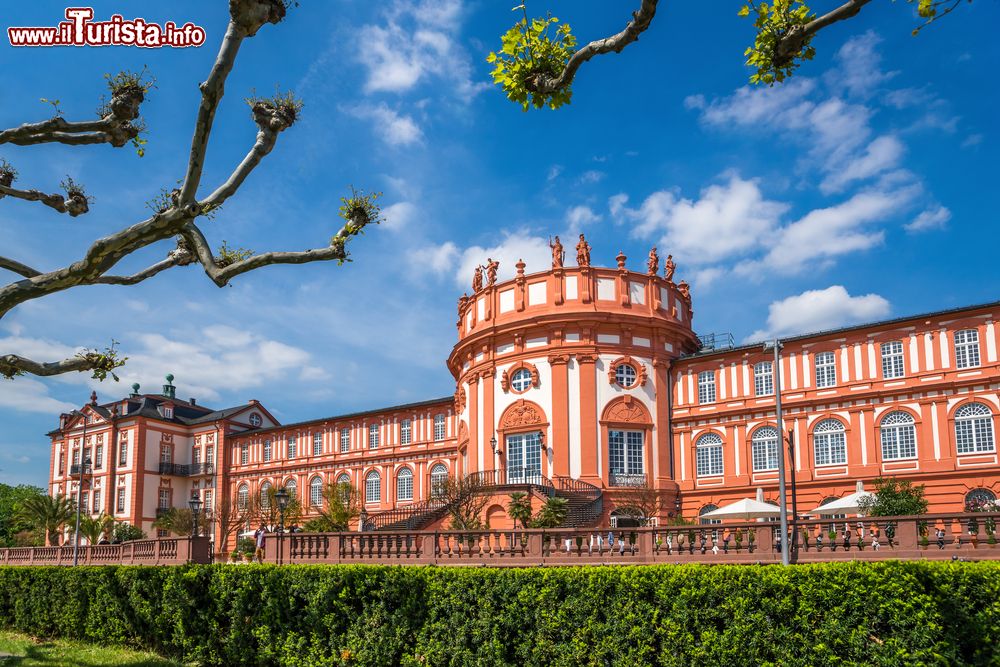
(828, 529, 838, 552)
(800, 528, 810, 551)
(675, 532, 685, 553)
(687, 529, 696, 554)
(734, 528, 744, 552)
(985, 517, 997, 546)
(747, 528, 755, 552)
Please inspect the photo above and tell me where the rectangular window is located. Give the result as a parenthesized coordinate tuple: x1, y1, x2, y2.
(118, 440, 127, 466)
(753, 362, 773, 396)
(608, 430, 644, 484)
(58, 450, 65, 474)
(192, 446, 201, 463)
(696, 444, 724, 477)
(158, 489, 169, 509)
(73, 448, 80, 465)
(434, 414, 446, 441)
(240, 444, 249, 466)
(815, 351, 837, 388)
(287, 436, 297, 458)
(263, 440, 272, 462)
(340, 428, 350, 453)
(94, 445, 103, 469)
(881, 341, 905, 379)
(697, 371, 716, 404)
(369, 424, 380, 449)
(205, 445, 214, 464)
(954, 329, 981, 369)
(313, 433, 323, 456)
(92, 489, 101, 513)
(204, 489, 213, 511)
(159, 445, 171, 464)
(81, 491, 89, 513)
(116, 488, 126, 513)
(401, 419, 412, 445)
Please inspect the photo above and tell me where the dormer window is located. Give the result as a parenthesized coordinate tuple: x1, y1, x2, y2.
(162, 405, 174, 419)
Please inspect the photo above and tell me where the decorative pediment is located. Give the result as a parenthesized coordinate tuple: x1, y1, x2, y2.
(601, 395, 652, 425)
(499, 399, 547, 430)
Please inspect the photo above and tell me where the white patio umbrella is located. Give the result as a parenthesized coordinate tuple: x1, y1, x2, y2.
(810, 481, 874, 515)
(700, 497, 783, 520)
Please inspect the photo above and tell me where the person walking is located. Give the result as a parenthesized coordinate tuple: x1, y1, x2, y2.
(254, 524, 267, 563)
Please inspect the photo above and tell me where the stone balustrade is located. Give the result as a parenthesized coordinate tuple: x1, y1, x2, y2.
(0, 536, 211, 566)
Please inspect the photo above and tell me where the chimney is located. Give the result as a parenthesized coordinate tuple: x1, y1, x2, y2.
(162, 373, 176, 399)
(190, 397, 197, 406)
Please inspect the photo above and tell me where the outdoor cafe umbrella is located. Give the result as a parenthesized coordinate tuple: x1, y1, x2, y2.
(810, 480, 874, 515)
(699, 497, 783, 520)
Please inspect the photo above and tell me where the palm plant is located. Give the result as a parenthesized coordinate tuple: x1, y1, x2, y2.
(507, 492, 533, 529)
(79, 512, 114, 544)
(152, 508, 210, 537)
(530, 497, 569, 528)
(15, 494, 75, 546)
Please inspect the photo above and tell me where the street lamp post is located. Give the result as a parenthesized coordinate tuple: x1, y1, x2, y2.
(490, 435, 500, 484)
(72, 455, 92, 567)
(188, 494, 203, 538)
(766, 339, 791, 567)
(275, 487, 290, 565)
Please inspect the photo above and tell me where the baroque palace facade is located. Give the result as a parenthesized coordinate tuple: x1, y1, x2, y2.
(45, 236, 1000, 548)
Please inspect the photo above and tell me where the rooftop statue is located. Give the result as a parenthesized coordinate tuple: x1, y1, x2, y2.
(576, 233, 591, 267)
(472, 265, 483, 293)
(647, 246, 659, 275)
(663, 254, 676, 282)
(486, 257, 499, 286)
(549, 236, 564, 268)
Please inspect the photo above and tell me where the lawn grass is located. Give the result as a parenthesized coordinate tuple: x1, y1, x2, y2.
(0, 632, 182, 667)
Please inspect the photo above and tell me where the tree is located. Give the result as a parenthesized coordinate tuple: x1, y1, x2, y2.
(303, 481, 362, 532)
(249, 485, 302, 530)
(15, 493, 76, 546)
(529, 496, 569, 528)
(0, 483, 44, 547)
(615, 482, 666, 527)
(79, 512, 114, 544)
(0, 0, 382, 381)
(111, 521, 146, 542)
(432, 475, 492, 531)
(213, 494, 250, 552)
(489, 0, 971, 110)
(152, 508, 210, 537)
(857, 477, 929, 516)
(506, 492, 533, 530)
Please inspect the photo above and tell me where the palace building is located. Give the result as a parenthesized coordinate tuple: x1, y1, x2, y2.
(44, 238, 1000, 549)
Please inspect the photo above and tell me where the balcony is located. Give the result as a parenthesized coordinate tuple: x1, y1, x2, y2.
(609, 473, 648, 488)
(158, 462, 215, 477)
(68, 464, 92, 476)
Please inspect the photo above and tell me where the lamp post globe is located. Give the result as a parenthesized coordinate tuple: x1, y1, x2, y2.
(188, 495, 203, 538)
(275, 487, 290, 532)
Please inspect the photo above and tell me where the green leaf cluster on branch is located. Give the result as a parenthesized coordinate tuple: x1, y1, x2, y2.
(488, 14, 577, 110)
(740, 0, 817, 85)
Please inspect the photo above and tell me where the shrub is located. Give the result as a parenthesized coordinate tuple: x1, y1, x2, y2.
(0, 562, 997, 665)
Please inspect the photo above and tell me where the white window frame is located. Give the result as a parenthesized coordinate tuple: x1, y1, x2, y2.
(287, 436, 297, 459)
(880, 341, 905, 379)
(430, 464, 449, 496)
(751, 426, 779, 471)
(401, 419, 412, 445)
(615, 364, 637, 388)
(309, 477, 323, 507)
(695, 433, 724, 477)
(434, 414, 446, 441)
(396, 468, 414, 501)
(116, 487, 126, 513)
(511, 368, 533, 392)
(697, 371, 716, 404)
(954, 329, 981, 369)
(263, 440, 272, 463)
(955, 403, 995, 454)
(608, 430, 644, 477)
(340, 427, 350, 453)
(879, 411, 917, 461)
(368, 424, 380, 449)
(239, 444, 249, 466)
(813, 419, 847, 466)
(312, 433, 323, 456)
(237, 484, 249, 510)
(365, 471, 381, 504)
(815, 351, 837, 388)
(753, 362, 773, 397)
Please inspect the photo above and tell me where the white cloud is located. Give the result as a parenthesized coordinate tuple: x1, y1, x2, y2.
(355, 0, 486, 102)
(961, 133, 983, 148)
(577, 170, 605, 185)
(347, 103, 423, 146)
(419, 231, 551, 289)
(608, 193, 629, 221)
(382, 201, 419, 230)
(746, 286, 891, 341)
(905, 205, 951, 232)
(412, 241, 459, 274)
(821, 135, 905, 193)
(0, 377, 75, 414)
(825, 31, 896, 98)
(546, 165, 563, 182)
(565, 205, 600, 234)
(615, 174, 789, 265)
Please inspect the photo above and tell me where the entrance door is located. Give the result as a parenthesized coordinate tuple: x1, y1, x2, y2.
(506, 432, 542, 484)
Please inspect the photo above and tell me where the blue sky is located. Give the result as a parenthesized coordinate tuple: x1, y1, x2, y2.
(1, 1, 997, 487)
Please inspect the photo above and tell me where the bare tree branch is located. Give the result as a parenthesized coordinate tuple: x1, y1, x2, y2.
(0, 183, 89, 216)
(525, 0, 659, 95)
(775, 0, 873, 65)
(0, 257, 41, 279)
(93, 252, 193, 286)
(0, 353, 96, 378)
(200, 126, 277, 209)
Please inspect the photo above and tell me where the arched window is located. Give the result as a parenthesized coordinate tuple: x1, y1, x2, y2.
(284, 479, 297, 503)
(396, 467, 414, 501)
(309, 476, 323, 507)
(955, 403, 995, 454)
(237, 484, 249, 510)
(695, 433, 723, 477)
(699, 504, 721, 525)
(511, 368, 533, 392)
(965, 488, 998, 512)
(336, 473, 351, 486)
(819, 496, 846, 532)
(259, 482, 272, 509)
(751, 426, 779, 472)
(365, 470, 381, 504)
(880, 411, 917, 460)
(430, 464, 449, 496)
(813, 419, 847, 466)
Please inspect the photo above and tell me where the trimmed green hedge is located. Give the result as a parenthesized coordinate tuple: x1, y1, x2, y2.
(0, 562, 998, 666)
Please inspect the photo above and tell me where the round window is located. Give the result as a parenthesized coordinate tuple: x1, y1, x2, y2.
(511, 368, 533, 392)
(248, 413, 262, 427)
(615, 364, 637, 388)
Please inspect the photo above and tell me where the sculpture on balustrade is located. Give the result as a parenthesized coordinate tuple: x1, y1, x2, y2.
(677, 280, 691, 302)
(616, 250, 627, 270)
(549, 236, 564, 268)
(486, 257, 499, 286)
(457, 293, 469, 311)
(663, 254, 676, 282)
(576, 233, 591, 267)
(647, 246, 659, 275)
(472, 265, 483, 292)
